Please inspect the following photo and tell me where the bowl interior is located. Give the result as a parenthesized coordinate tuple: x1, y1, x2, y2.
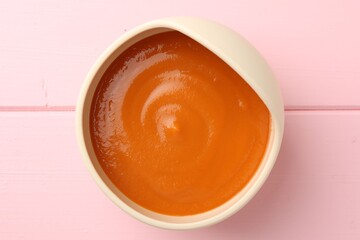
(78, 26, 280, 229)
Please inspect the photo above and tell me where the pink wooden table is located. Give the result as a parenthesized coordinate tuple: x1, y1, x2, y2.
(1, 1, 360, 239)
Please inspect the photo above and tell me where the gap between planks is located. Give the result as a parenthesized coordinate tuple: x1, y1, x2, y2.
(1, 106, 360, 112)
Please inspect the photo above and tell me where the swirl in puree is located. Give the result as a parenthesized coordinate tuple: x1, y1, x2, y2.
(90, 31, 270, 215)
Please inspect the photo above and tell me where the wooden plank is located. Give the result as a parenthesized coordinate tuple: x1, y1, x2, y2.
(1, 1, 360, 108)
(0, 112, 83, 174)
(0, 111, 359, 239)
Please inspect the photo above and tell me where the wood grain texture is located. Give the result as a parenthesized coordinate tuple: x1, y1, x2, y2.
(1, 0, 360, 108)
(0, 112, 359, 239)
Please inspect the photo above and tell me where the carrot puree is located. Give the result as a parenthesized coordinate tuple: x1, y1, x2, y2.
(90, 31, 270, 216)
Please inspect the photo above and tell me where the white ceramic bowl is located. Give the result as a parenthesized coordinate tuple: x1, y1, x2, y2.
(76, 17, 284, 230)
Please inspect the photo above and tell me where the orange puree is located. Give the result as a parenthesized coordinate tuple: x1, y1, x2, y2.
(90, 31, 270, 216)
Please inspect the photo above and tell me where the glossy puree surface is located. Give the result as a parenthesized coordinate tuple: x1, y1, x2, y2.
(90, 31, 270, 216)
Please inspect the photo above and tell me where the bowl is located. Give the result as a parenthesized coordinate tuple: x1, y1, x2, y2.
(76, 17, 284, 230)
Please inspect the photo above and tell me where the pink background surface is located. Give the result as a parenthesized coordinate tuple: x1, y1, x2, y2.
(1, 0, 360, 239)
